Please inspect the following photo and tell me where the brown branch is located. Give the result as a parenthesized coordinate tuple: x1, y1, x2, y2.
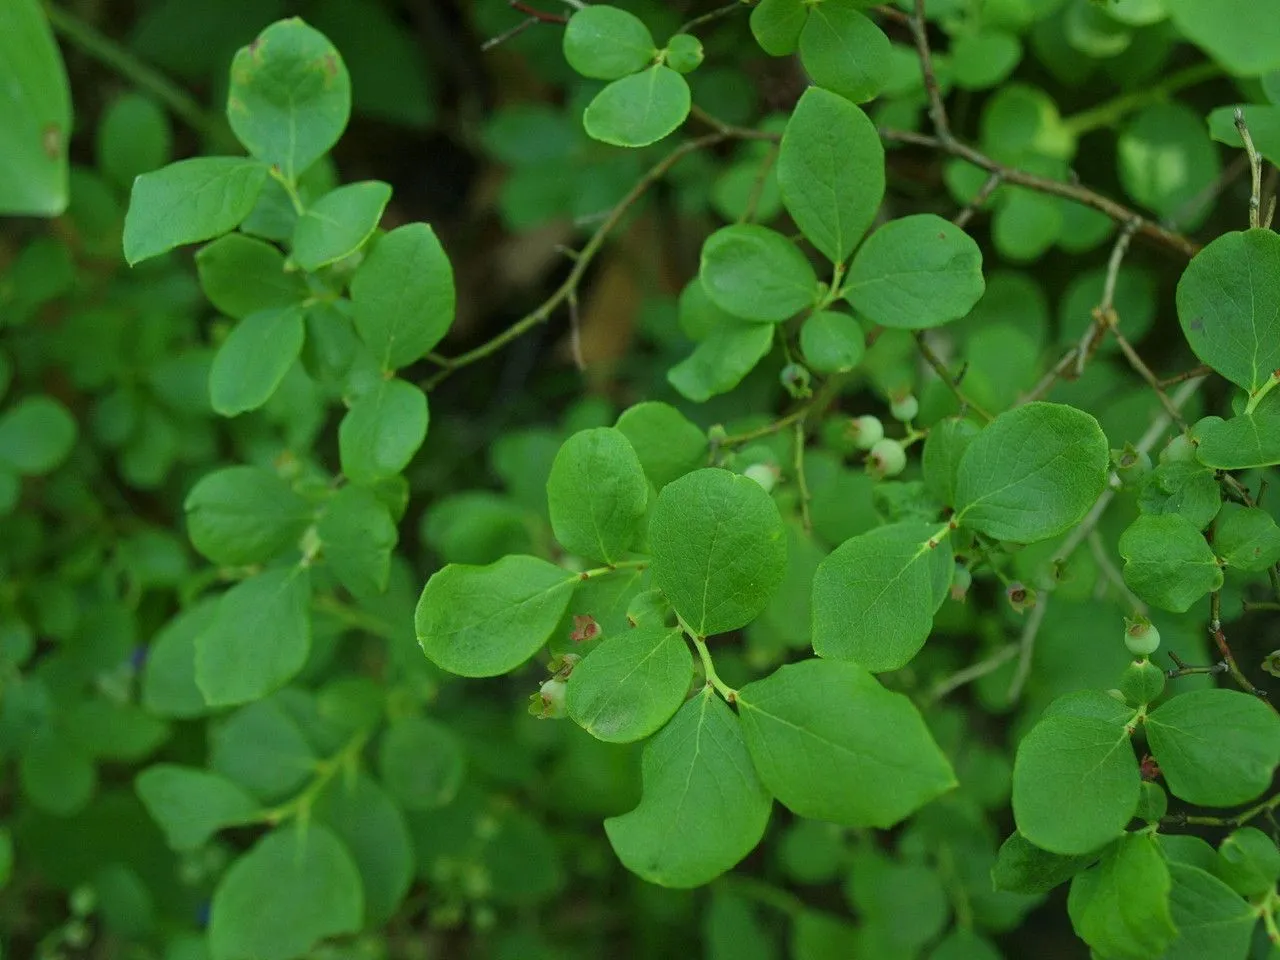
(1158, 365, 1213, 388)
(1075, 218, 1140, 376)
(879, 128, 1201, 259)
(510, 0, 568, 24)
(953, 171, 1002, 228)
(793, 421, 812, 533)
(1210, 591, 1276, 710)
(1234, 108, 1263, 230)
(909, 0, 953, 144)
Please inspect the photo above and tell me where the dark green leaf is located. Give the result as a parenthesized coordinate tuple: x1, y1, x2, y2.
(291, 180, 390, 270)
(1066, 833, 1176, 960)
(317, 484, 397, 598)
(338, 378, 429, 483)
(196, 234, 307, 320)
(209, 306, 306, 417)
(1119, 514, 1222, 613)
(798, 0, 891, 103)
(377, 717, 465, 810)
(615, 402, 707, 490)
(699, 224, 818, 322)
(185, 465, 312, 566)
(0, 396, 76, 475)
(546, 428, 649, 564)
(135, 765, 258, 851)
(562, 5, 655, 80)
(583, 66, 691, 148)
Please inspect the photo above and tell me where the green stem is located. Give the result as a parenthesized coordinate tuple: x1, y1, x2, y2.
(579, 559, 650, 580)
(716, 876, 806, 917)
(43, 2, 225, 142)
(1061, 62, 1223, 136)
(680, 615, 737, 702)
(1246, 372, 1280, 415)
(1170, 790, 1280, 829)
(312, 595, 400, 641)
(270, 166, 306, 213)
(257, 729, 370, 825)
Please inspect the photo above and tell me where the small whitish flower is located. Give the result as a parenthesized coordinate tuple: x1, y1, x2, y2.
(528, 678, 568, 719)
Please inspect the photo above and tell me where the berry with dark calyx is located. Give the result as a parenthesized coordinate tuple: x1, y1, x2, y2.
(849, 415, 885, 450)
(1124, 616, 1160, 656)
(780, 362, 812, 399)
(1111, 442, 1151, 487)
(1158, 433, 1196, 464)
(1005, 582, 1036, 614)
(529, 678, 568, 719)
(866, 438, 906, 478)
(1119, 656, 1166, 705)
(889, 392, 919, 422)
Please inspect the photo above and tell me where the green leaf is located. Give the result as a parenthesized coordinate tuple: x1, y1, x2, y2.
(1176, 229, 1280, 394)
(210, 699, 317, 801)
(667, 323, 775, 402)
(196, 234, 308, 321)
(19, 730, 95, 816)
(350, 223, 455, 372)
(196, 567, 313, 707)
(1215, 826, 1280, 897)
(1214, 504, 1280, 571)
(209, 306, 306, 417)
(184, 465, 313, 566)
(790, 911, 859, 960)
(649, 468, 787, 637)
(416, 555, 577, 676)
(1136, 462, 1222, 530)
(604, 689, 772, 887)
(1066, 833, 1177, 960)
(737, 659, 956, 826)
(313, 774, 413, 926)
(922, 417, 981, 508)
(562, 5, 655, 80)
(546, 428, 649, 564)
(1118, 513, 1222, 613)
(338, 378, 429, 484)
(123, 158, 269, 265)
(291, 180, 390, 270)
(317, 484, 397, 598)
(1012, 695, 1141, 855)
(955, 402, 1109, 543)
(844, 215, 986, 329)
(208, 823, 363, 960)
(566, 621, 693, 742)
(699, 225, 817, 322)
(798, 310, 864, 374)
(951, 30, 1023, 89)
(798, 0, 891, 103)
(992, 832, 1098, 896)
(615, 402, 707, 490)
(1165, 0, 1280, 76)
(1194, 396, 1280, 469)
(135, 765, 258, 851)
(845, 849, 952, 952)
(226, 18, 352, 181)
(142, 599, 219, 719)
(811, 521, 952, 671)
(0, 0, 71, 215)
(583, 66, 691, 148)
(1163, 862, 1258, 960)
(0, 396, 76, 475)
(777, 87, 883, 263)
(377, 717, 465, 810)
(1146, 689, 1280, 806)
(750, 0, 806, 56)
(1117, 102, 1221, 228)
(96, 94, 172, 191)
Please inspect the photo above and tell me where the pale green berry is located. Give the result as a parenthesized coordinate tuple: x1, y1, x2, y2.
(850, 415, 885, 450)
(1124, 618, 1161, 657)
(867, 438, 906, 478)
(949, 564, 972, 602)
(743, 463, 777, 492)
(1159, 433, 1196, 464)
(890, 393, 919, 422)
(1112, 443, 1151, 488)
(665, 33, 704, 73)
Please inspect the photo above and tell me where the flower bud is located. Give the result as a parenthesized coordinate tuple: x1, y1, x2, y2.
(1005, 582, 1036, 614)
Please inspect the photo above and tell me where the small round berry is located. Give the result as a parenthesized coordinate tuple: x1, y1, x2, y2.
(533, 678, 568, 719)
(1112, 443, 1152, 488)
(867, 438, 907, 478)
(849, 415, 885, 450)
(743, 463, 777, 493)
(1124, 617, 1161, 657)
(949, 564, 972, 602)
(889, 393, 919, 422)
(1159, 433, 1196, 465)
(1006, 582, 1036, 614)
(664, 33, 704, 73)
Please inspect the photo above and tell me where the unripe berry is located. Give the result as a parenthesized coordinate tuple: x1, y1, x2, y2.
(664, 33, 704, 73)
(743, 463, 778, 493)
(1124, 617, 1161, 657)
(949, 564, 972, 603)
(849, 415, 884, 450)
(1159, 433, 1196, 465)
(530, 678, 567, 719)
(1112, 443, 1151, 488)
(889, 393, 919, 422)
(867, 438, 907, 478)
(1119, 656, 1166, 705)
(1006, 582, 1036, 614)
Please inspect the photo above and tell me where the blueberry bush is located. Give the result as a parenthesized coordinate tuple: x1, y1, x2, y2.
(3, 0, 1280, 958)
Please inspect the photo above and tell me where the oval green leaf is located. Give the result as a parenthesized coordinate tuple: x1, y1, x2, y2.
(583, 65, 691, 148)
(699, 224, 818, 322)
(546, 427, 649, 565)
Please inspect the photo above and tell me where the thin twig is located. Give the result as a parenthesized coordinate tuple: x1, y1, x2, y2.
(1021, 348, 1081, 403)
(1235, 108, 1263, 230)
(872, 5, 912, 26)
(1088, 529, 1146, 613)
(567, 288, 585, 371)
(793, 420, 812, 533)
(1059, 62, 1222, 137)
(1158, 365, 1213, 388)
(677, 1, 743, 34)
(913, 332, 993, 422)
(718, 407, 811, 448)
(953, 171, 1002, 228)
(879, 128, 1200, 259)
(510, 0, 569, 24)
(1074, 218, 1141, 376)
(1007, 593, 1049, 702)
(1210, 591, 1275, 710)
(481, 16, 538, 51)
(909, 0, 952, 144)
(739, 145, 779, 224)
(423, 131, 736, 389)
(930, 643, 1019, 701)
(1165, 790, 1280, 829)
